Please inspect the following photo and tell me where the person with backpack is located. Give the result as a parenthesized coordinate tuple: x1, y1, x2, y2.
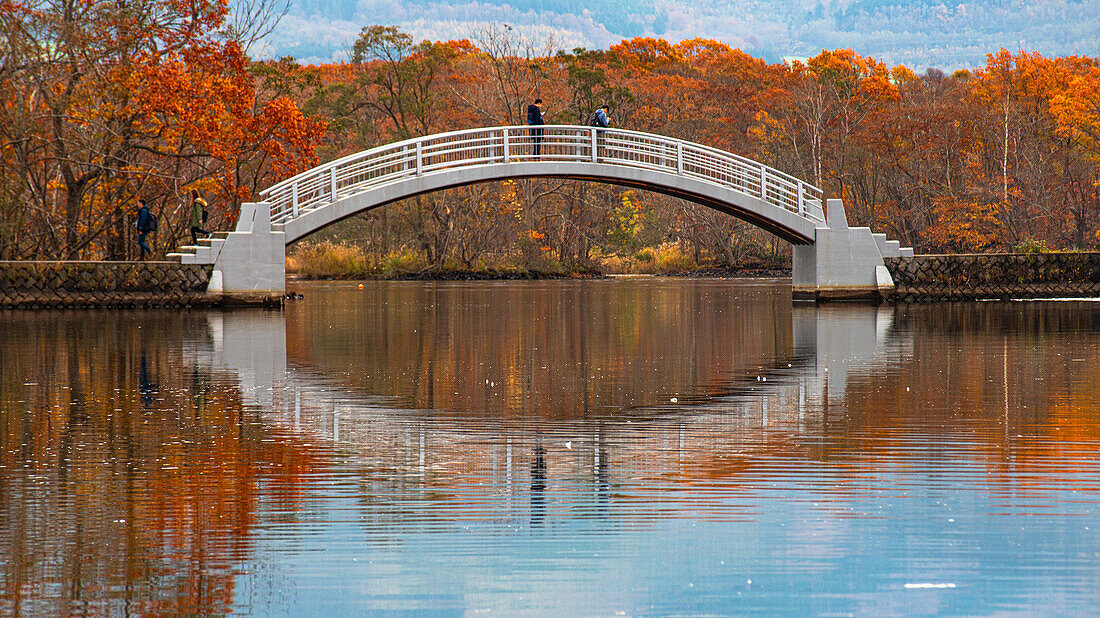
(526, 98, 545, 157)
(589, 104, 611, 160)
(189, 189, 210, 245)
(135, 198, 154, 260)
(590, 104, 611, 130)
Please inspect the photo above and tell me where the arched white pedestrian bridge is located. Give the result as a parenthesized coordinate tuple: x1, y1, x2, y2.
(171, 125, 911, 301)
(261, 125, 825, 245)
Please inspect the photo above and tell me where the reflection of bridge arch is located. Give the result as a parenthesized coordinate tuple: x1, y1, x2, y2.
(198, 303, 906, 426)
(259, 126, 825, 245)
(171, 127, 910, 300)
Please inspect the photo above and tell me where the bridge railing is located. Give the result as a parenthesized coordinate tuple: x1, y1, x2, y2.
(261, 126, 825, 226)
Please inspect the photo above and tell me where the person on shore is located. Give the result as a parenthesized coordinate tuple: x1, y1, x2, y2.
(135, 198, 154, 260)
(589, 104, 611, 159)
(526, 98, 545, 156)
(189, 189, 210, 245)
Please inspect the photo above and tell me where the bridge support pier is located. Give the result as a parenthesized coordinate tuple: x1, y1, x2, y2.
(209, 201, 286, 302)
(792, 199, 899, 302)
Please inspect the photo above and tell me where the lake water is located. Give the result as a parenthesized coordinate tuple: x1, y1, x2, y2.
(2, 278, 1099, 615)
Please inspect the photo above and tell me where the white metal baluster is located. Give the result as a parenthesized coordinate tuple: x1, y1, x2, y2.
(330, 167, 337, 203)
(676, 142, 684, 175)
(503, 128, 510, 163)
(591, 128, 598, 163)
(415, 141, 424, 176)
(760, 167, 768, 202)
(292, 183, 299, 218)
(797, 181, 804, 216)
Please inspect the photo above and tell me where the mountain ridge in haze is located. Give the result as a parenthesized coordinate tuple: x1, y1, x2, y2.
(256, 0, 1099, 70)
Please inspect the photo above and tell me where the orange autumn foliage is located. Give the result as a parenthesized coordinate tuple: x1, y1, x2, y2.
(926, 199, 1005, 252)
(807, 48, 899, 105)
(0, 0, 326, 260)
(125, 42, 326, 214)
(610, 37, 685, 74)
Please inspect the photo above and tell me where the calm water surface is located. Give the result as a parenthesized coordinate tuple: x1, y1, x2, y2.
(2, 278, 1100, 615)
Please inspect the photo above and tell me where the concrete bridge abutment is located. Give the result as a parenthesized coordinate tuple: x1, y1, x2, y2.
(169, 201, 286, 301)
(211, 201, 286, 299)
(792, 199, 909, 302)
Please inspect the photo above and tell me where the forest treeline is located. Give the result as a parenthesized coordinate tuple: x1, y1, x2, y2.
(3, 1, 1099, 272)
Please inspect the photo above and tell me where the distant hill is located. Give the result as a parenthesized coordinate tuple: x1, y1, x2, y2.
(254, 0, 1100, 69)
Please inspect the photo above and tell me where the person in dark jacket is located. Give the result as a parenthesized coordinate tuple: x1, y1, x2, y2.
(591, 104, 611, 160)
(189, 189, 210, 244)
(591, 104, 610, 130)
(135, 199, 153, 259)
(526, 98, 545, 156)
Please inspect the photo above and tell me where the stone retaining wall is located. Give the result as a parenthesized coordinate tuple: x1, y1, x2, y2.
(884, 253, 1100, 301)
(0, 261, 218, 308)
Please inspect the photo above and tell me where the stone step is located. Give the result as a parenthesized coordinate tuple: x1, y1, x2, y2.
(172, 236, 226, 265)
(182, 237, 225, 250)
(170, 252, 209, 265)
(194, 232, 230, 244)
(870, 234, 918, 259)
(872, 233, 908, 258)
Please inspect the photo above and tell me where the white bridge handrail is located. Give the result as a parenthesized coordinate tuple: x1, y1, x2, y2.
(260, 125, 825, 227)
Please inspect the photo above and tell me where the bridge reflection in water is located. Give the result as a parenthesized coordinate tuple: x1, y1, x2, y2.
(201, 299, 909, 488)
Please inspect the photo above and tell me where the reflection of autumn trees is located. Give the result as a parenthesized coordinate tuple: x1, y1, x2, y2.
(2, 294, 1095, 611)
(285, 281, 794, 417)
(0, 312, 324, 615)
(840, 304, 1100, 491)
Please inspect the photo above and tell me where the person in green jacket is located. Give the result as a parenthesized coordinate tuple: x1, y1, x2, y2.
(189, 189, 210, 244)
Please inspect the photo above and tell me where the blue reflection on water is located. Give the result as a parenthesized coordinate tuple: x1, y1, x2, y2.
(238, 442, 1100, 615)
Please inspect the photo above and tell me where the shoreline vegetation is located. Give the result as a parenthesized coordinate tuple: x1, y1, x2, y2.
(286, 240, 791, 280)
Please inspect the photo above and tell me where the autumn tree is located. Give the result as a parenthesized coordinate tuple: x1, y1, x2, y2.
(0, 0, 226, 258)
(970, 50, 1099, 248)
(350, 25, 467, 139)
(857, 69, 983, 250)
(1043, 58, 1100, 247)
(753, 49, 898, 226)
(0, 0, 324, 260)
(368, 28, 464, 266)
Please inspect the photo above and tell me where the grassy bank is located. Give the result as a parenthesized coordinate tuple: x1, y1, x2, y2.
(286, 241, 790, 279)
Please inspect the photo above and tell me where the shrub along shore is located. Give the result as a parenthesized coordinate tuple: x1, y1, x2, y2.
(286, 241, 790, 280)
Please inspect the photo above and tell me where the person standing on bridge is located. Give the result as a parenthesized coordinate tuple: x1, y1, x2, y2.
(590, 104, 611, 160)
(526, 98, 545, 157)
(189, 189, 210, 245)
(135, 198, 154, 260)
